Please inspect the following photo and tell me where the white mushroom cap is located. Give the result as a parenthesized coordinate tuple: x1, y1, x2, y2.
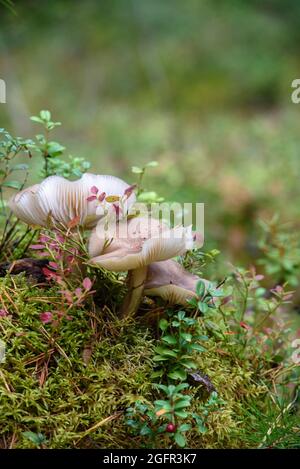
(89, 216, 194, 271)
(89, 216, 195, 316)
(145, 259, 210, 305)
(9, 173, 136, 229)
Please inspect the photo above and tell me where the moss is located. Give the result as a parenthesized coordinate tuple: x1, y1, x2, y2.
(0, 275, 154, 448)
(0, 275, 297, 448)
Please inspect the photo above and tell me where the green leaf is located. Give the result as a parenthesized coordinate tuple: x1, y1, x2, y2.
(40, 110, 51, 121)
(154, 346, 178, 358)
(183, 317, 196, 326)
(180, 359, 198, 369)
(153, 355, 169, 362)
(177, 311, 185, 320)
(151, 369, 164, 379)
(180, 332, 192, 342)
(255, 287, 266, 297)
(187, 297, 198, 308)
(179, 423, 191, 432)
(140, 424, 153, 436)
(198, 301, 209, 313)
(196, 280, 206, 298)
(174, 432, 186, 447)
(165, 385, 176, 396)
(167, 369, 187, 381)
(47, 141, 65, 157)
(171, 321, 180, 327)
(162, 335, 177, 345)
(174, 399, 191, 410)
(2, 180, 22, 189)
(197, 423, 207, 434)
(155, 383, 169, 393)
(47, 122, 61, 130)
(138, 191, 159, 202)
(132, 166, 143, 174)
(154, 400, 172, 410)
(22, 431, 46, 445)
(209, 288, 224, 297)
(159, 318, 169, 331)
(174, 410, 188, 418)
(30, 116, 44, 124)
(174, 383, 189, 392)
(190, 343, 206, 352)
(146, 161, 158, 168)
(198, 335, 209, 341)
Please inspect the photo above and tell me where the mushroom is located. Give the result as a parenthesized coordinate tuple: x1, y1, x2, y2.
(8, 173, 136, 229)
(89, 216, 194, 316)
(144, 259, 210, 305)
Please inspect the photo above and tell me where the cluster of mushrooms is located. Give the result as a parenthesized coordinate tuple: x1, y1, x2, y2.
(9, 173, 209, 316)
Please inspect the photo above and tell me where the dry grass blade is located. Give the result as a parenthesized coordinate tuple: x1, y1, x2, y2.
(75, 412, 123, 444)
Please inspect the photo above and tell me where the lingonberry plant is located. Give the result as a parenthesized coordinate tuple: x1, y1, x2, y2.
(125, 279, 226, 448)
(152, 309, 209, 382)
(125, 383, 224, 448)
(30, 110, 91, 179)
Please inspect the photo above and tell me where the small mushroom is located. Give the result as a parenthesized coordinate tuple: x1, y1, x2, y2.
(89, 216, 194, 316)
(144, 259, 210, 305)
(9, 173, 136, 229)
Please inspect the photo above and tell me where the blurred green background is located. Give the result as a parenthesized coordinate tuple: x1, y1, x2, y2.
(1, 0, 300, 267)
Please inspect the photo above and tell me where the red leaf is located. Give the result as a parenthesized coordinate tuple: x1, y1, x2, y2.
(39, 312, 53, 324)
(82, 277, 92, 291)
(255, 274, 264, 281)
(87, 195, 97, 202)
(30, 244, 45, 250)
(42, 267, 56, 279)
(240, 321, 251, 330)
(68, 215, 80, 228)
(98, 192, 106, 202)
(75, 287, 83, 298)
(90, 186, 99, 194)
(124, 184, 137, 198)
(56, 234, 65, 243)
(39, 235, 50, 243)
(60, 290, 73, 304)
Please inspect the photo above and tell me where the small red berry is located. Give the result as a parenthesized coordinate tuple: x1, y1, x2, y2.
(166, 423, 176, 433)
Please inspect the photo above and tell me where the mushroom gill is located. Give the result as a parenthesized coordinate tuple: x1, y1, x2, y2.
(144, 259, 210, 305)
(89, 216, 194, 316)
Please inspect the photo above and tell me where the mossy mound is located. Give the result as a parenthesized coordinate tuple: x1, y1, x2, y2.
(0, 275, 297, 448)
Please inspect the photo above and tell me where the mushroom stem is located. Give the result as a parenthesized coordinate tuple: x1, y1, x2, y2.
(120, 266, 148, 317)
